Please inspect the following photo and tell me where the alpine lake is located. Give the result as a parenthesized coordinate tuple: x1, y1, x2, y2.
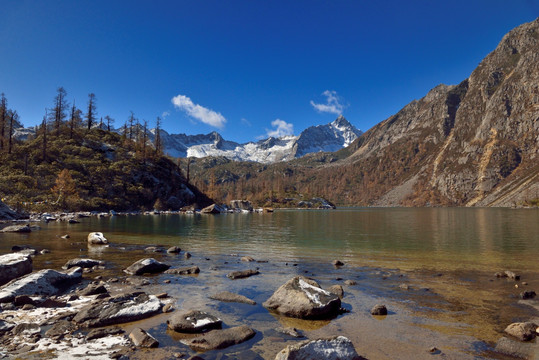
(1, 208, 538, 360)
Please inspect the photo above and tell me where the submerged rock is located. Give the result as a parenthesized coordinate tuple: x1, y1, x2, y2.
(274, 336, 362, 360)
(328, 285, 344, 298)
(181, 325, 255, 351)
(263, 276, 341, 319)
(209, 291, 256, 305)
(164, 266, 200, 275)
(63, 258, 105, 269)
(495, 337, 538, 359)
(0, 267, 82, 303)
(227, 269, 259, 280)
(167, 246, 181, 254)
(1, 224, 31, 233)
(0, 253, 33, 286)
(371, 304, 388, 316)
(520, 290, 536, 299)
(124, 258, 170, 275)
(167, 310, 222, 333)
(87, 232, 108, 245)
(73, 292, 163, 327)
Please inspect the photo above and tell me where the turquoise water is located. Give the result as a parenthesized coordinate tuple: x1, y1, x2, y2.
(1, 208, 538, 359)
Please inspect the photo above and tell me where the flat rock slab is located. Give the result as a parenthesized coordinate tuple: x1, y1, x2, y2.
(227, 269, 259, 280)
(63, 258, 105, 269)
(124, 258, 170, 275)
(181, 325, 256, 351)
(129, 327, 159, 348)
(0, 267, 82, 303)
(87, 232, 108, 245)
(73, 292, 163, 327)
(275, 336, 363, 360)
(167, 310, 222, 333)
(209, 291, 256, 305)
(0, 253, 33, 286)
(1, 224, 31, 233)
(165, 266, 200, 275)
(263, 276, 341, 319)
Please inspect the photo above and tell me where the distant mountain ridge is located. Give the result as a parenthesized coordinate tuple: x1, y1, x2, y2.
(156, 115, 362, 163)
(13, 116, 362, 164)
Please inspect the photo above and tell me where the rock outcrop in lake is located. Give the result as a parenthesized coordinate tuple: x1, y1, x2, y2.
(0, 267, 82, 302)
(275, 336, 363, 360)
(263, 276, 341, 319)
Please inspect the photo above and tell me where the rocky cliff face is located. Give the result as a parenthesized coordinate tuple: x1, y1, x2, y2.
(344, 18, 539, 206)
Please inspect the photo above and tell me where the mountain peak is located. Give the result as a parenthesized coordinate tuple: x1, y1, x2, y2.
(331, 115, 350, 129)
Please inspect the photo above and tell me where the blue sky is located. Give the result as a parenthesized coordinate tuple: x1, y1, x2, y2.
(1, 1, 537, 143)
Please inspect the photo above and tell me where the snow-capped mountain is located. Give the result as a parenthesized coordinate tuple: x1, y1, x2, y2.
(158, 115, 362, 163)
(12, 115, 362, 164)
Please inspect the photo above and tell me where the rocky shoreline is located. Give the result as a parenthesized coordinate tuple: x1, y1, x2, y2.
(0, 220, 537, 359)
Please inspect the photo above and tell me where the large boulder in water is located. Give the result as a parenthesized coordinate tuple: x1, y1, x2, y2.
(87, 232, 108, 245)
(167, 310, 222, 333)
(124, 258, 170, 275)
(73, 292, 163, 327)
(0, 267, 82, 303)
(275, 336, 363, 360)
(263, 276, 341, 319)
(0, 253, 33, 286)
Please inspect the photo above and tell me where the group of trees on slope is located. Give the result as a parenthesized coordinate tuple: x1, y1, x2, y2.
(0, 89, 209, 213)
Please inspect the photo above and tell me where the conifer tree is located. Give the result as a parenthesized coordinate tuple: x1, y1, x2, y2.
(51, 87, 68, 135)
(69, 101, 82, 139)
(41, 112, 48, 161)
(85, 93, 97, 130)
(7, 110, 18, 154)
(128, 111, 135, 140)
(0, 93, 7, 151)
(105, 115, 114, 132)
(154, 116, 162, 156)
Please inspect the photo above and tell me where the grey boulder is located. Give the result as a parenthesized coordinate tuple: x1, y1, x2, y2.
(87, 232, 108, 245)
(275, 336, 363, 360)
(124, 258, 170, 275)
(0, 253, 33, 286)
(263, 276, 341, 319)
(63, 258, 104, 269)
(73, 292, 163, 327)
(504, 322, 537, 341)
(167, 310, 222, 333)
(129, 327, 159, 348)
(0, 267, 82, 303)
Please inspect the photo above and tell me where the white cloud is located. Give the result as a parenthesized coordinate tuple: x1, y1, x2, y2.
(266, 119, 294, 138)
(241, 118, 252, 127)
(171, 94, 226, 129)
(310, 90, 345, 115)
(161, 111, 170, 118)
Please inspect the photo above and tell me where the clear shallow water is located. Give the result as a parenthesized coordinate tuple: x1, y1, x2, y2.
(1, 208, 538, 359)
